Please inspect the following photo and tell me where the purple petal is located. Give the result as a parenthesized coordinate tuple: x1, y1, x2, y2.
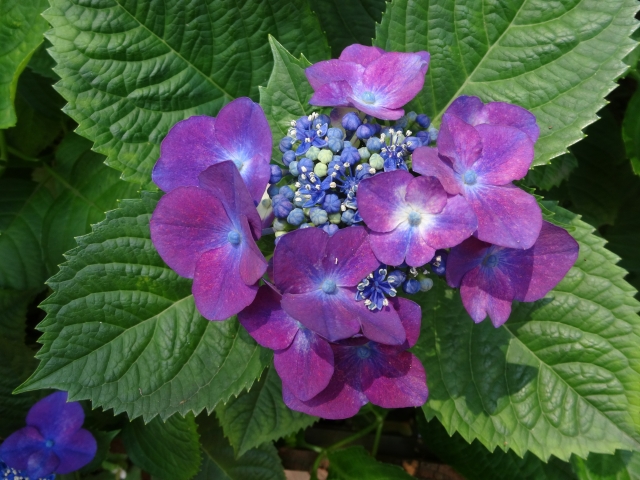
(474, 125, 534, 185)
(310, 81, 355, 107)
(465, 184, 542, 249)
(54, 429, 97, 474)
(26, 449, 60, 479)
(346, 99, 405, 121)
(321, 226, 379, 286)
(198, 161, 262, 239)
(446, 236, 488, 288)
(238, 284, 299, 350)
(305, 60, 363, 90)
(362, 350, 428, 408)
(370, 223, 435, 267)
(338, 44, 385, 66)
(273, 228, 329, 294)
(411, 147, 462, 195)
(405, 176, 448, 214)
(282, 373, 367, 420)
(420, 195, 477, 250)
(26, 392, 84, 442)
(208, 98, 272, 204)
(357, 170, 414, 232)
(238, 215, 268, 285)
(460, 264, 514, 327)
(152, 116, 217, 193)
(390, 297, 421, 348)
(356, 297, 407, 345)
(479, 101, 540, 143)
(274, 328, 334, 401)
(0, 426, 44, 471)
(445, 96, 485, 124)
(438, 113, 482, 172)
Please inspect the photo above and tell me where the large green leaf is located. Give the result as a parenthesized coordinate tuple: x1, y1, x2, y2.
(525, 153, 578, 192)
(310, 0, 386, 57)
(16, 193, 272, 421)
(415, 203, 640, 461)
(42, 133, 139, 272)
(121, 414, 201, 480)
(327, 446, 413, 479)
(45, 0, 329, 187)
(623, 87, 640, 176)
(419, 416, 576, 480)
(374, 0, 639, 167)
(196, 414, 285, 480)
(216, 367, 317, 457)
(572, 451, 640, 480)
(0, 178, 53, 290)
(259, 38, 315, 161)
(0, 0, 48, 129)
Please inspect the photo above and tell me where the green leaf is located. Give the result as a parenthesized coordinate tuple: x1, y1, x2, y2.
(42, 133, 139, 272)
(418, 416, 576, 480)
(0, 0, 49, 129)
(45, 0, 329, 186)
(259, 37, 314, 161)
(374, 0, 639, 167)
(122, 414, 201, 480)
(16, 192, 272, 421)
(310, 0, 386, 57)
(525, 153, 578, 191)
(415, 203, 640, 461)
(196, 414, 285, 480)
(572, 451, 640, 480)
(27, 40, 58, 81)
(0, 177, 53, 290)
(622, 87, 640, 176)
(216, 367, 317, 457)
(327, 446, 413, 479)
(604, 197, 640, 294)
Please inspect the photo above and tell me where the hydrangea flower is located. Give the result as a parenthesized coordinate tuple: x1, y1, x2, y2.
(239, 284, 334, 401)
(282, 297, 427, 419)
(0, 460, 55, 480)
(273, 226, 406, 345)
(447, 221, 579, 326)
(412, 95, 542, 249)
(152, 97, 272, 204)
(151, 161, 267, 320)
(0, 392, 96, 479)
(305, 44, 430, 120)
(358, 170, 477, 267)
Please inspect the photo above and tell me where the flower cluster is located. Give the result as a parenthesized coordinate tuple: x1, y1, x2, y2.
(149, 44, 578, 419)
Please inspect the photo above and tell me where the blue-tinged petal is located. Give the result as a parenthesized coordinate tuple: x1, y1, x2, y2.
(0, 426, 44, 472)
(54, 429, 97, 475)
(26, 392, 84, 444)
(473, 124, 534, 185)
(26, 449, 60, 479)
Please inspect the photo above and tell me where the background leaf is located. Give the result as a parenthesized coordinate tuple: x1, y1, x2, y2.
(572, 451, 640, 480)
(622, 87, 640, 175)
(17, 193, 271, 421)
(525, 153, 578, 192)
(196, 414, 285, 480)
(216, 367, 317, 457)
(327, 446, 413, 479)
(45, 0, 329, 187)
(122, 414, 201, 480)
(0, 0, 48, 128)
(415, 204, 640, 461)
(374, 0, 639, 167)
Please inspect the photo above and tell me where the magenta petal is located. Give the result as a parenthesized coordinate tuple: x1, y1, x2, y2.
(152, 116, 217, 193)
(193, 246, 259, 321)
(356, 299, 406, 345)
(466, 184, 542, 249)
(338, 44, 385, 66)
(282, 376, 366, 420)
(446, 96, 485, 123)
(305, 60, 363, 90)
(198, 161, 262, 239)
(150, 187, 232, 278)
(369, 225, 416, 267)
(474, 125, 534, 185)
(357, 171, 414, 232)
(238, 215, 268, 285)
(363, 351, 428, 408)
(311, 81, 355, 107)
(27, 392, 84, 442)
(406, 176, 448, 214)
(422, 195, 477, 250)
(438, 113, 482, 172)
(322, 226, 379, 286)
(411, 147, 462, 195)
(460, 265, 514, 327)
(274, 328, 334, 401)
(274, 228, 329, 294)
(26, 449, 60, 479)
(346, 98, 405, 121)
(54, 429, 97, 475)
(208, 98, 272, 204)
(481, 101, 540, 143)
(238, 284, 299, 350)
(390, 297, 421, 348)
(0, 426, 44, 470)
(446, 236, 488, 288)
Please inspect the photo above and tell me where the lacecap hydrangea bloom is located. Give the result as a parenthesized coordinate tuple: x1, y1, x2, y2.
(0, 392, 96, 479)
(149, 44, 578, 419)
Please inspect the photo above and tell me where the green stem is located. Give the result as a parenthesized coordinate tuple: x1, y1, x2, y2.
(0, 131, 7, 162)
(371, 415, 385, 457)
(7, 145, 39, 162)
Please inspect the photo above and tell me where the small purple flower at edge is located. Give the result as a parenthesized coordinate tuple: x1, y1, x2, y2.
(412, 95, 542, 249)
(305, 44, 430, 120)
(0, 392, 97, 479)
(446, 221, 579, 326)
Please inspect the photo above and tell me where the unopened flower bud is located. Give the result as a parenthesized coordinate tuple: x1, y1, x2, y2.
(419, 278, 434, 292)
(318, 149, 333, 164)
(358, 147, 371, 160)
(328, 138, 343, 153)
(282, 150, 296, 166)
(366, 137, 382, 153)
(289, 161, 299, 176)
(342, 112, 362, 131)
(279, 136, 294, 152)
(310, 207, 329, 226)
(327, 127, 344, 140)
(314, 162, 328, 177)
(269, 165, 283, 184)
(416, 114, 431, 129)
(369, 153, 384, 170)
(287, 208, 306, 226)
(305, 146, 320, 160)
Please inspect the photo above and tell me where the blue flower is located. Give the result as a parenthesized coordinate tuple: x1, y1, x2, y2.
(356, 266, 397, 310)
(294, 114, 328, 156)
(380, 130, 410, 171)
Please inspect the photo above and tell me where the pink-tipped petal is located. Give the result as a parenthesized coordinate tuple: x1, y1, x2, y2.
(481, 101, 540, 143)
(460, 265, 514, 327)
(466, 184, 542, 250)
(445, 96, 485, 124)
(339, 44, 386, 66)
(310, 82, 354, 107)
(411, 147, 462, 195)
(438, 113, 482, 172)
(357, 171, 414, 232)
(362, 351, 428, 408)
(421, 195, 477, 250)
(275, 329, 334, 401)
(305, 60, 364, 89)
(152, 116, 217, 193)
(54, 429, 97, 474)
(474, 125, 535, 185)
(390, 297, 421, 348)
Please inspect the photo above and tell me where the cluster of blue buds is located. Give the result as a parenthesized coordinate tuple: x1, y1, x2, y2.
(1, 461, 54, 480)
(266, 109, 438, 238)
